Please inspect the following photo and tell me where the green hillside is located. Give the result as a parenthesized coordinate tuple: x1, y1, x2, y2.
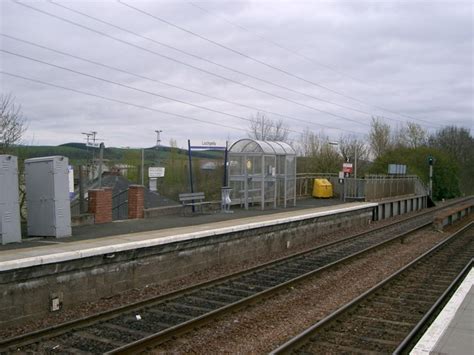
(10, 143, 223, 165)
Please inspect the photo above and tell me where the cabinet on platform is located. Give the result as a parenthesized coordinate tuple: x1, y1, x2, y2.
(25, 156, 71, 238)
(0, 155, 22, 244)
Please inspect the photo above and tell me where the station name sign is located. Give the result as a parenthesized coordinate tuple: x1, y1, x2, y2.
(202, 141, 216, 146)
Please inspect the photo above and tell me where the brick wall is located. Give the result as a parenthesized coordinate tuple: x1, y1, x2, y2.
(88, 188, 112, 224)
(128, 185, 144, 219)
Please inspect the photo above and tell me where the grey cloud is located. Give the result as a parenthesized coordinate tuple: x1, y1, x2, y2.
(1, 0, 472, 149)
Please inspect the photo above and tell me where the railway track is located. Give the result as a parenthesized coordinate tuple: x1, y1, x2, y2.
(0, 199, 470, 354)
(272, 221, 473, 354)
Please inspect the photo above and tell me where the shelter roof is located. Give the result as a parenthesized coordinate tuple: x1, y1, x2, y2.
(229, 139, 295, 155)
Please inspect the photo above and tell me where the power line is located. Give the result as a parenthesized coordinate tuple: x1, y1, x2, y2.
(45, 0, 373, 128)
(0, 33, 357, 134)
(2, 48, 315, 136)
(118, 0, 443, 129)
(0, 70, 248, 133)
(14, 1, 371, 129)
(47, 3, 382, 125)
(5, 49, 359, 139)
(188, 1, 365, 83)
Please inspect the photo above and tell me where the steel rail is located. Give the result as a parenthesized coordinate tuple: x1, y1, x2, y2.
(394, 258, 473, 354)
(106, 222, 432, 354)
(270, 221, 473, 354)
(0, 214, 430, 350)
(0, 198, 470, 352)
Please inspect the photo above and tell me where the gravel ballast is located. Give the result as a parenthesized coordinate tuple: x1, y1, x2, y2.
(153, 219, 471, 354)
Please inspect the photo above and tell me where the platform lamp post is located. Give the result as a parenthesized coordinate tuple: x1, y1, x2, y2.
(329, 141, 358, 200)
(328, 142, 343, 200)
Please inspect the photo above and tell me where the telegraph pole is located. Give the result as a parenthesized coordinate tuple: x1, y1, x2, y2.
(155, 130, 162, 166)
(141, 148, 144, 186)
(354, 144, 358, 180)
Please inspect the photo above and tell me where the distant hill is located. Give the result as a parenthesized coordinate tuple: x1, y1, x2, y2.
(11, 143, 224, 164)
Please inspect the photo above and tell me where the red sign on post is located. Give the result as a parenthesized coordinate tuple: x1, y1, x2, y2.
(343, 163, 353, 174)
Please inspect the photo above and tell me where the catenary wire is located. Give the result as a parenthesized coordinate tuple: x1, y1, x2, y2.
(0, 33, 358, 135)
(118, 0, 442, 128)
(46, 0, 374, 128)
(14, 0, 371, 129)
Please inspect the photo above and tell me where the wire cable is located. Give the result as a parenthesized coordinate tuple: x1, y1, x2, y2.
(118, 0, 441, 128)
(46, 0, 375, 127)
(2, 48, 320, 137)
(4, 49, 361, 139)
(0, 33, 357, 134)
(45, 1, 378, 123)
(14, 0, 370, 128)
(187, 1, 366, 84)
(0, 70, 248, 133)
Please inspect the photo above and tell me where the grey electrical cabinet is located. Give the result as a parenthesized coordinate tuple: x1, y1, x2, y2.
(25, 156, 72, 238)
(0, 155, 22, 244)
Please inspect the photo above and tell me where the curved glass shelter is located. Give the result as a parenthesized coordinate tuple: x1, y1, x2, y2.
(228, 139, 297, 210)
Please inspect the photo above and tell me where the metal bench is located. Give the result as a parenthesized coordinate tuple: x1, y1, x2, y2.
(179, 192, 212, 216)
(238, 188, 261, 209)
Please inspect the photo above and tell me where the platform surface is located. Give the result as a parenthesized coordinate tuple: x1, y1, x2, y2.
(0, 201, 376, 272)
(411, 267, 474, 355)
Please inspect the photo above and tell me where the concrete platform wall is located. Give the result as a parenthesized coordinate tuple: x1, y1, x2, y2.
(0, 207, 373, 328)
(374, 195, 427, 221)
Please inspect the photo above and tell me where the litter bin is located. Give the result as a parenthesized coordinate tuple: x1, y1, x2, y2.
(312, 179, 333, 198)
(221, 186, 233, 213)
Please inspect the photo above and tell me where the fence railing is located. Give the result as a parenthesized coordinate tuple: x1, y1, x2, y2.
(296, 173, 337, 198)
(112, 188, 128, 220)
(297, 173, 429, 201)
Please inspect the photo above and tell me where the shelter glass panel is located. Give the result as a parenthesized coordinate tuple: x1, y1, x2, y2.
(228, 139, 296, 210)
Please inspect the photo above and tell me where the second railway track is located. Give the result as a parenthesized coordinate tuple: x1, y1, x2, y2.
(0, 199, 471, 354)
(272, 221, 474, 354)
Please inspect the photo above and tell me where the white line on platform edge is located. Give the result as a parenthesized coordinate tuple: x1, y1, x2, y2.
(410, 267, 474, 354)
(0, 203, 377, 272)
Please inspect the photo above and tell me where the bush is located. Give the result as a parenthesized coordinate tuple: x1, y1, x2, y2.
(370, 146, 460, 200)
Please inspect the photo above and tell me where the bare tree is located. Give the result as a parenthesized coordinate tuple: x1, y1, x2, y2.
(1, 93, 27, 154)
(248, 112, 290, 142)
(298, 128, 321, 157)
(429, 126, 473, 165)
(298, 129, 341, 172)
(368, 116, 391, 159)
(338, 134, 369, 162)
(393, 121, 427, 149)
(405, 122, 427, 148)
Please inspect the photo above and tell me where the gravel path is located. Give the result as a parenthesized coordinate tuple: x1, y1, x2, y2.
(152, 219, 472, 354)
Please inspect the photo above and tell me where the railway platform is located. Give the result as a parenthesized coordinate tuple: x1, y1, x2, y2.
(411, 266, 474, 355)
(1, 198, 378, 327)
(0, 199, 373, 270)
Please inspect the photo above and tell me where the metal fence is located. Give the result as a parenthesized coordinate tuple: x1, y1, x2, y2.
(112, 188, 128, 220)
(296, 173, 337, 197)
(296, 173, 429, 201)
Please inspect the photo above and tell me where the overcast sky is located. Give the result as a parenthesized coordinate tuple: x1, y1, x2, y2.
(1, 0, 472, 148)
